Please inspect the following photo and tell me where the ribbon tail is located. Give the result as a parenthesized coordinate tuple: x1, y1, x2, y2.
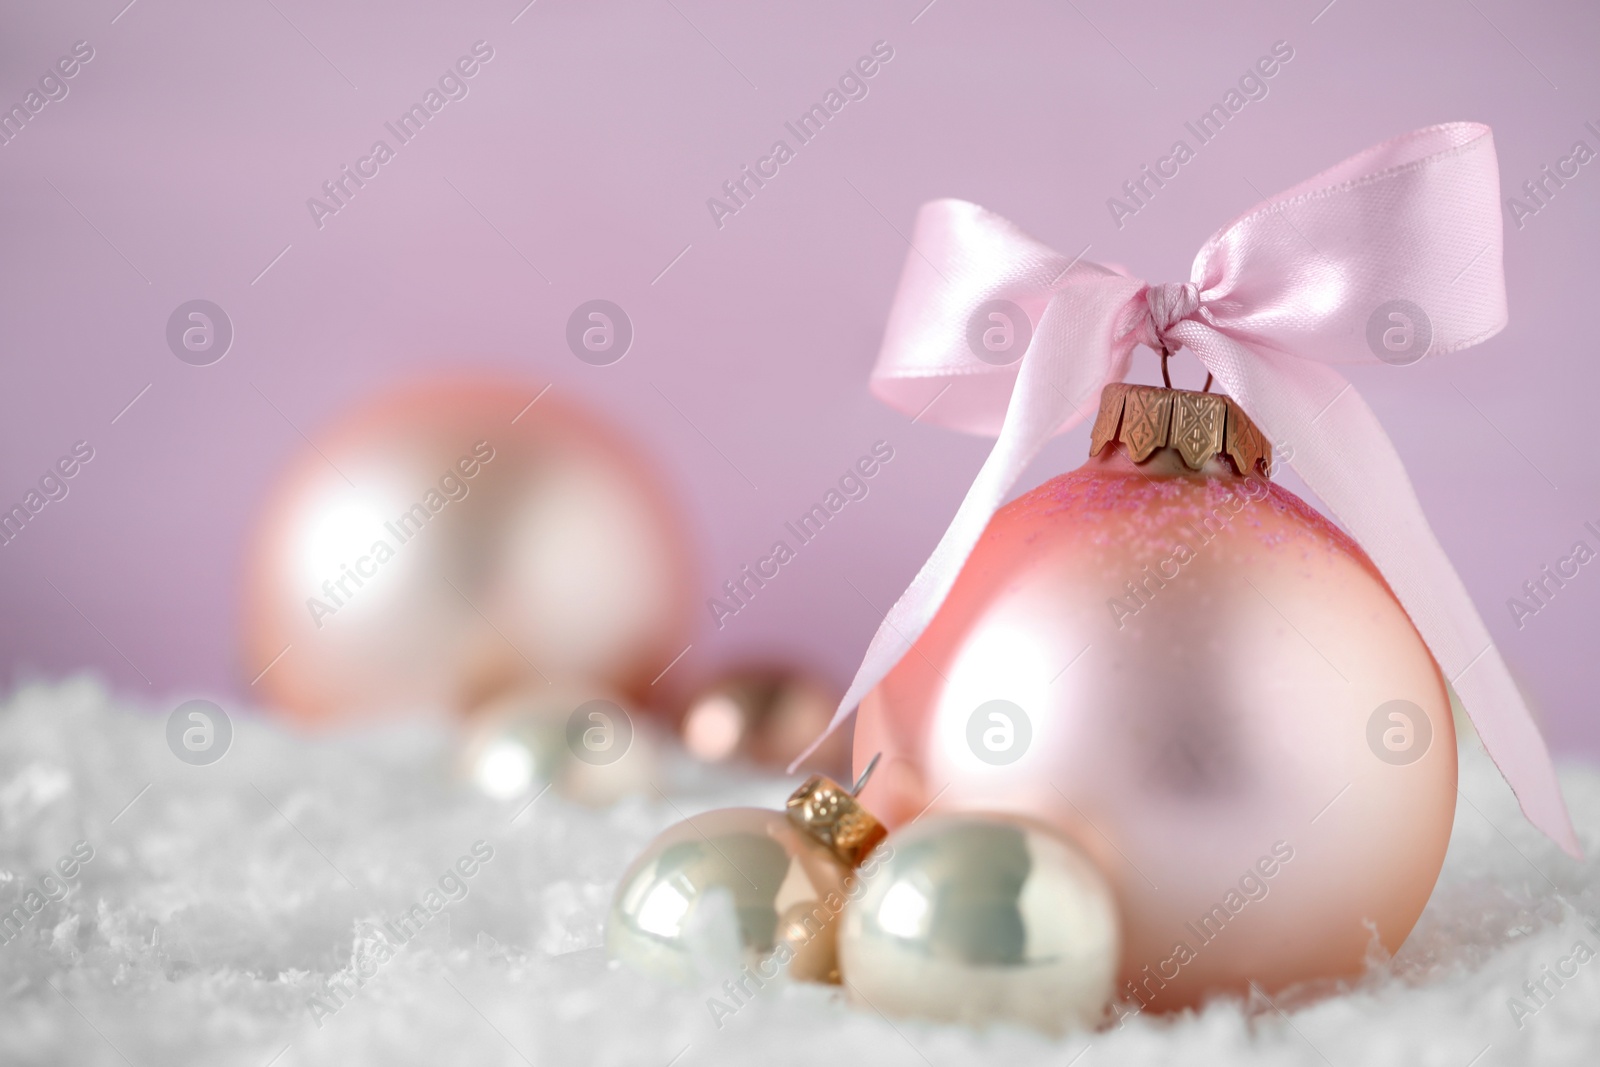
(791, 281, 1141, 771)
(1181, 324, 1581, 858)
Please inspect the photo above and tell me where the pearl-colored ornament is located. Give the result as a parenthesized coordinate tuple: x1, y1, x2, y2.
(607, 808, 850, 984)
(460, 684, 658, 807)
(243, 379, 693, 725)
(853, 444, 1457, 1011)
(840, 813, 1119, 1032)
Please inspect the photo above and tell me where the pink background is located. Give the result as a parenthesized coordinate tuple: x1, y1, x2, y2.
(2, 0, 1597, 757)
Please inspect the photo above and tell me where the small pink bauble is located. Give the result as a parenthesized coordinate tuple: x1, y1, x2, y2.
(854, 392, 1455, 1011)
(243, 379, 693, 725)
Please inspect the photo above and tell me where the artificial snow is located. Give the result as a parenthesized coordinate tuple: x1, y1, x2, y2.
(0, 676, 1596, 1065)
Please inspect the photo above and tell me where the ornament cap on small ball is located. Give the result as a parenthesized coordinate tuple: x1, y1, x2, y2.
(607, 766, 887, 986)
(853, 382, 1457, 1012)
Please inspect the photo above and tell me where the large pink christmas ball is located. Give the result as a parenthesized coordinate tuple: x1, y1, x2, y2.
(853, 438, 1456, 1012)
(243, 379, 693, 725)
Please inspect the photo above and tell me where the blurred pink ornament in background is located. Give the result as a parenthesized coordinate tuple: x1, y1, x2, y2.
(242, 378, 694, 726)
(679, 667, 850, 777)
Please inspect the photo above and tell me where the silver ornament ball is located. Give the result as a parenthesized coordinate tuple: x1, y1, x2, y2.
(460, 684, 658, 807)
(607, 807, 851, 985)
(840, 813, 1120, 1033)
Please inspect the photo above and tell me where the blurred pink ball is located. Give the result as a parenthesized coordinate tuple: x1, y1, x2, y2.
(679, 667, 851, 776)
(242, 379, 693, 726)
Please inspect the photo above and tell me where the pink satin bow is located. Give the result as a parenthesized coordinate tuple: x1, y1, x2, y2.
(801, 122, 1580, 857)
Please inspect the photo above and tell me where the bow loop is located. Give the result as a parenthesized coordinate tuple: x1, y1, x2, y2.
(801, 123, 1579, 859)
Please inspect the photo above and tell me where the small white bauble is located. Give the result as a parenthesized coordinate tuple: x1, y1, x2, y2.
(840, 812, 1120, 1032)
(607, 807, 850, 984)
(460, 684, 658, 807)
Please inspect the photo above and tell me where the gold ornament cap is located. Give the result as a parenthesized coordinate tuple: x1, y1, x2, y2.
(785, 774, 887, 868)
(1089, 382, 1270, 476)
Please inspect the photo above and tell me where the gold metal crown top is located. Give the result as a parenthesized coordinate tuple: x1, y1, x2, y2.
(1089, 383, 1270, 476)
(785, 775, 887, 868)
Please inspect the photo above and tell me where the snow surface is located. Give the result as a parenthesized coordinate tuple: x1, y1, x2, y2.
(0, 676, 1597, 1066)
